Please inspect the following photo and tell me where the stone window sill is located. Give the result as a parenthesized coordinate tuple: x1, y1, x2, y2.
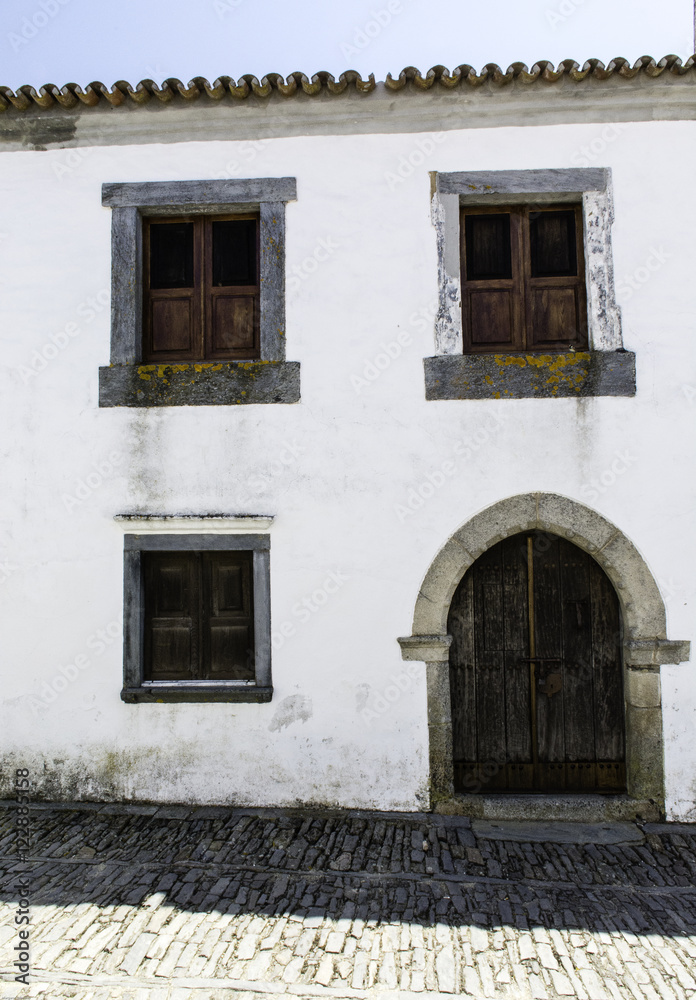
(99, 361, 300, 407)
(424, 351, 635, 400)
(121, 685, 273, 704)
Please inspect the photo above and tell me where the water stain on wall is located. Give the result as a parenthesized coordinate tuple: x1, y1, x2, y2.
(268, 695, 313, 732)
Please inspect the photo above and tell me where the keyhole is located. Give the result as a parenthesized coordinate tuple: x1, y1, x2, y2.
(539, 672, 562, 697)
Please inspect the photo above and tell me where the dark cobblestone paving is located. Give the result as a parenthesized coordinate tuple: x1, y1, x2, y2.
(0, 803, 695, 998)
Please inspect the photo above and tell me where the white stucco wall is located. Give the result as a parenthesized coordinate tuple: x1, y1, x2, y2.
(1, 118, 694, 818)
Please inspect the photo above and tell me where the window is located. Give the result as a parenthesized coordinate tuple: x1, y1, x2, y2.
(145, 215, 260, 362)
(121, 531, 272, 703)
(426, 168, 635, 399)
(99, 178, 300, 407)
(144, 551, 255, 682)
(461, 205, 587, 353)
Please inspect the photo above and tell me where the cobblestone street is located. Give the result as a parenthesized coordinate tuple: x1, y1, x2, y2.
(0, 802, 695, 999)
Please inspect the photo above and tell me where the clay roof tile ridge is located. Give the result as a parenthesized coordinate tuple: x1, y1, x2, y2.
(0, 57, 694, 112)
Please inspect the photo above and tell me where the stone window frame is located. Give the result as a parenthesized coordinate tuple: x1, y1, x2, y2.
(426, 168, 636, 400)
(99, 178, 300, 407)
(121, 532, 272, 703)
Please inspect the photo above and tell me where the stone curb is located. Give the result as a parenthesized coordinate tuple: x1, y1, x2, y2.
(0, 799, 473, 826)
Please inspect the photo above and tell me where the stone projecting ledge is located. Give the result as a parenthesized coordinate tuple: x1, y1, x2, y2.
(99, 361, 300, 407)
(424, 351, 636, 400)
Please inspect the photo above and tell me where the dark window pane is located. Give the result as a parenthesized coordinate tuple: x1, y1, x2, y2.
(530, 211, 577, 277)
(465, 214, 512, 280)
(213, 219, 257, 287)
(149, 223, 194, 289)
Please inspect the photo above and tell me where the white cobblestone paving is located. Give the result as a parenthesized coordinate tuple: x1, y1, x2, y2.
(0, 804, 695, 998)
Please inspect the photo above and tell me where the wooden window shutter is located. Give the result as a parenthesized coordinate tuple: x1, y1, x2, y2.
(461, 210, 524, 352)
(202, 552, 255, 680)
(461, 204, 588, 352)
(206, 219, 260, 359)
(144, 215, 260, 363)
(524, 207, 588, 350)
(145, 221, 202, 361)
(143, 552, 198, 680)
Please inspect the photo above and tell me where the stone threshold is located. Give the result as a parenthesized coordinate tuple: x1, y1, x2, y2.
(435, 793, 662, 823)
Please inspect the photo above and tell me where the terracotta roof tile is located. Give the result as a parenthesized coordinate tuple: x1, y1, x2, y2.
(1, 56, 694, 113)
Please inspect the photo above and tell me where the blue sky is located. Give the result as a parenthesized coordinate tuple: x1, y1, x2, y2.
(1, 0, 693, 91)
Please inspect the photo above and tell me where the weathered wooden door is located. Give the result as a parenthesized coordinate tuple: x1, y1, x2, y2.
(448, 531, 625, 794)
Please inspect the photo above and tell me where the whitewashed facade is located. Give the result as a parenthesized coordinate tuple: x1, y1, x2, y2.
(1, 61, 694, 820)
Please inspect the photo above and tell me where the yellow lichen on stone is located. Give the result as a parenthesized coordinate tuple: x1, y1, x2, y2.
(494, 355, 526, 367)
(490, 352, 591, 387)
(530, 351, 591, 372)
(237, 360, 271, 374)
(545, 353, 589, 374)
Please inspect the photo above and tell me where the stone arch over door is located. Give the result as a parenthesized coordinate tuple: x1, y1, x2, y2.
(398, 493, 690, 813)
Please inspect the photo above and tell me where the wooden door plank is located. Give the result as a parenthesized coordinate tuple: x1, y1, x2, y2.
(590, 560, 625, 762)
(532, 533, 565, 764)
(448, 569, 477, 764)
(502, 535, 531, 762)
(559, 539, 596, 761)
(473, 545, 507, 764)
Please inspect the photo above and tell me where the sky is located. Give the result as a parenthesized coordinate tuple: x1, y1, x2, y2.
(1, 0, 694, 91)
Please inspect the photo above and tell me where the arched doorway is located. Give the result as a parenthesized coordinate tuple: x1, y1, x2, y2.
(397, 493, 690, 813)
(448, 530, 625, 794)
